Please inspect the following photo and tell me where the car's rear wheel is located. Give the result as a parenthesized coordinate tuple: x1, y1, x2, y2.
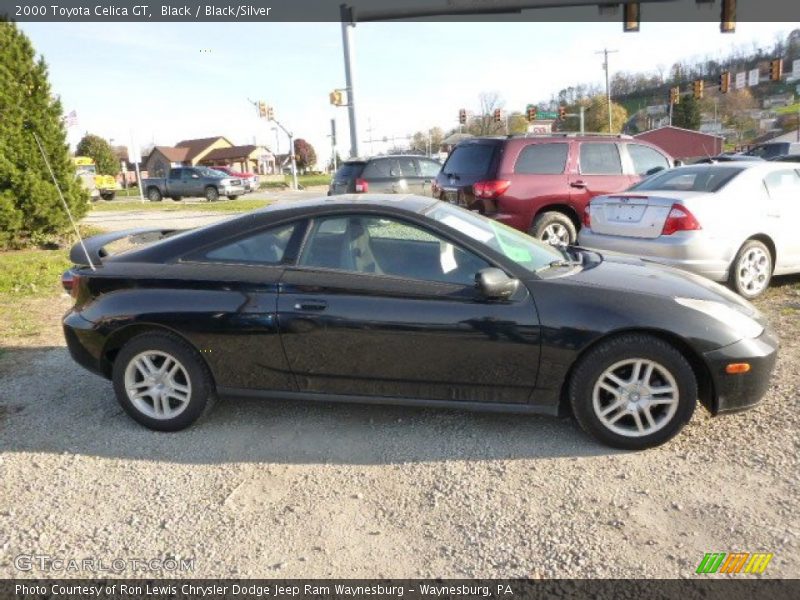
(531, 211, 577, 246)
(205, 186, 219, 202)
(170, 196, 182, 202)
(729, 239, 772, 299)
(227, 195, 237, 200)
(147, 187, 162, 202)
(112, 332, 215, 431)
(569, 334, 697, 450)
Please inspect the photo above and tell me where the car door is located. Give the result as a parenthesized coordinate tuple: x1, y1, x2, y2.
(570, 142, 632, 211)
(167, 168, 183, 195)
(183, 168, 204, 196)
(763, 168, 800, 269)
(277, 213, 541, 404)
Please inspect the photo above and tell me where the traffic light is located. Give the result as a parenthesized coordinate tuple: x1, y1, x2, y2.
(719, 71, 731, 94)
(257, 101, 267, 118)
(720, 0, 736, 33)
(769, 58, 783, 81)
(493, 108, 502, 123)
(693, 80, 704, 100)
(329, 90, 344, 106)
(458, 108, 467, 125)
(526, 105, 537, 122)
(558, 106, 566, 120)
(669, 86, 680, 105)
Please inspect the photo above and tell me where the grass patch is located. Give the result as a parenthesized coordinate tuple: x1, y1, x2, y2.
(0, 249, 70, 296)
(90, 198, 274, 213)
(259, 174, 331, 190)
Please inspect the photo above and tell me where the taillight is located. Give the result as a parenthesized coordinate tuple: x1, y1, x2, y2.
(582, 205, 591, 228)
(661, 204, 701, 236)
(354, 178, 369, 193)
(472, 180, 510, 199)
(61, 270, 82, 298)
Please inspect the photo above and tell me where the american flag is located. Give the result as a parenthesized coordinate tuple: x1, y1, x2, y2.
(64, 110, 78, 128)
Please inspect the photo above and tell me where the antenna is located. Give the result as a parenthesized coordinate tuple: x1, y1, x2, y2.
(29, 126, 96, 270)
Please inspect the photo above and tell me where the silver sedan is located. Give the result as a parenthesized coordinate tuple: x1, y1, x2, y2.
(578, 162, 800, 298)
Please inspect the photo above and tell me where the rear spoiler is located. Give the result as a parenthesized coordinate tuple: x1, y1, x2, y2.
(69, 228, 179, 266)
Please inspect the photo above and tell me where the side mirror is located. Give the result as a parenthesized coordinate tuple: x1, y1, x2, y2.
(673, 159, 683, 167)
(192, 174, 200, 179)
(475, 268, 519, 300)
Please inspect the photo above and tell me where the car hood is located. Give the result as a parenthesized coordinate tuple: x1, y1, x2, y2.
(560, 249, 764, 322)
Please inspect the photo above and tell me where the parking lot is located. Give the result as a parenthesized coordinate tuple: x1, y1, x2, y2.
(1, 205, 797, 577)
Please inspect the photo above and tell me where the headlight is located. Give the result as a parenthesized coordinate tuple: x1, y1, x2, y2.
(675, 297, 763, 339)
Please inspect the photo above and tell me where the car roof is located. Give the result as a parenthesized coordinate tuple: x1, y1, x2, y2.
(345, 155, 438, 163)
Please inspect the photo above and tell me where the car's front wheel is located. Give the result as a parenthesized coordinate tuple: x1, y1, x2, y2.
(147, 187, 162, 202)
(729, 239, 772, 299)
(205, 186, 219, 202)
(569, 334, 697, 450)
(112, 332, 215, 431)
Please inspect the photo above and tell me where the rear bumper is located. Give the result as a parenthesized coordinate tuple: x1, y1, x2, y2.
(63, 311, 107, 378)
(578, 229, 731, 281)
(703, 327, 779, 415)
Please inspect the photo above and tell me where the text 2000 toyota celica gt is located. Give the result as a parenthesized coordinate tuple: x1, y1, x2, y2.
(62, 195, 778, 450)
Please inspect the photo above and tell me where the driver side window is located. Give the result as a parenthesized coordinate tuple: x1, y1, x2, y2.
(299, 215, 490, 286)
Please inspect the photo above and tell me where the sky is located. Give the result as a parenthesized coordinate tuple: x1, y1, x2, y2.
(19, 19, 793, 166)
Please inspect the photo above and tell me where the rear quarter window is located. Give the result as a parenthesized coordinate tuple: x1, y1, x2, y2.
(514, 143, 568, 175)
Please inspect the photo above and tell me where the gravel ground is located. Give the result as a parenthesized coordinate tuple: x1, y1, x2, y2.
(0, 246, 798, 579)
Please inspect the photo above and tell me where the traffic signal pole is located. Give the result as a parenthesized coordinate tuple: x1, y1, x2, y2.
(340, 4, 359, 158)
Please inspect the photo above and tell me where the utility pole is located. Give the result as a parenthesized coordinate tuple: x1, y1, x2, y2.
(340, 4, 359, 158)
(579, 106, 586, 135)
(596, 48, 618, 133)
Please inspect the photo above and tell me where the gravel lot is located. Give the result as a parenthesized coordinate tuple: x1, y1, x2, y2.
(0, 213, 798, 579)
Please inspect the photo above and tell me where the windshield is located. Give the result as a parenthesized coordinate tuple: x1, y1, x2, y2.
(628, 166, 744, 193)
(426, 203, 565, 273)
(199, 167, 227, 178)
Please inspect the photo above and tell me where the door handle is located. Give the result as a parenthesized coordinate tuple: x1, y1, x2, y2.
(570, 180, 587, 189)
(294, 300, 327, 311)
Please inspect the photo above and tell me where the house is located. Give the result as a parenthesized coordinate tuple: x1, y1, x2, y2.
(634, 126, 724, 161)
(144, 136, 232, 177)
(199, 145, 276, 174)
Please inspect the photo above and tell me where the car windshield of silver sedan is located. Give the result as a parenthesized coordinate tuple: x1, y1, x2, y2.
(629, 166, 744, 193)
(426, 203, 566, 273)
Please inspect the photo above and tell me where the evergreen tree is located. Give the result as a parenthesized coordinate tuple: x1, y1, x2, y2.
(76, 133, 120, 176)
(672, 95, 702, 131)
(0, 18, 87, 248)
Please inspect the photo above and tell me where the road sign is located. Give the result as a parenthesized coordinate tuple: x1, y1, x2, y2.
(537, 111, 558, 120)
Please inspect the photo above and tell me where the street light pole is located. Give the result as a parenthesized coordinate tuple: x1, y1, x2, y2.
(340, 4, 359, 158)
(596, 48, 618, 132)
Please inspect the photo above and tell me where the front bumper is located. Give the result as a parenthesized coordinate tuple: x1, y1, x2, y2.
(578, 229, 731, 282)
(703, 327, 779, 415)
(220, 185, 245, 196)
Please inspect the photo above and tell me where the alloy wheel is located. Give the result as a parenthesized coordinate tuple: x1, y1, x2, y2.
(123, 350, 192, 420)
(542, 223, 570, 246)
(737, 247, 770, 296)
(592, 358, 679, 438)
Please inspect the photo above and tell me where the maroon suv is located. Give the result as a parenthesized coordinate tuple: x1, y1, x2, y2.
(433, 134, 674, 244)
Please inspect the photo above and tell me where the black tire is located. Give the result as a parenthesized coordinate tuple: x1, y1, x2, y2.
(170, 196, 182, 202)
(112, 331, 216, 432)
(728, 239, 773, 299)
(226, 195, 238, 200)
(531, 211, 577, 246)
(205, 186, 219, 202)
(568, 334, 697, 450)
(147, 187, 162, 202)
(100, 191, 115, 201)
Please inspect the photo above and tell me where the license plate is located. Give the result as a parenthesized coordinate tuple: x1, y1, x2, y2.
(609, 203, 645, 222)
(443, 189, 459, 204)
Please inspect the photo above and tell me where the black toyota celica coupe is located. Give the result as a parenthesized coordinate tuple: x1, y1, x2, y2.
(62, 195, 778, 449)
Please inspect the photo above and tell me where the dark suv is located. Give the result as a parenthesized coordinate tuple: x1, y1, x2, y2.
(433, 134, 673, 244)
(329, 155, 442, 197)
